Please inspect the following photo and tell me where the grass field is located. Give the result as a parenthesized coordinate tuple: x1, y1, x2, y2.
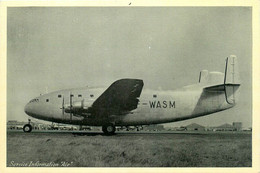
(7, 131, 252, 167)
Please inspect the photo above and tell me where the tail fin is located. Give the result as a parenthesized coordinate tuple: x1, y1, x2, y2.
(204, 55, 240, 105)
(199, 70, 208, 83)
(224, 55, 240, 85)
(224, 55, 240, 104)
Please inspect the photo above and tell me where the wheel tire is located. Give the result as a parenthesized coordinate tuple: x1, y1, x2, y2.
(23, 124, 32, 133)
(102, 124, 116, 135)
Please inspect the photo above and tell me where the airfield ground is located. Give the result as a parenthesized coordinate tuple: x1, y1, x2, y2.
(7, 130, 251, 167)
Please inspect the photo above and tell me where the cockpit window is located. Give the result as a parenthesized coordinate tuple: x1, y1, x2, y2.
(29, 99, 39, 103)
(58, 95, 62, 98)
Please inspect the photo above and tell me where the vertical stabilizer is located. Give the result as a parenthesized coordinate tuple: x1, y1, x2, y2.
(199, 70, 208, 83)
(224, 55, 240, 105)
(224, 55, 240, 85)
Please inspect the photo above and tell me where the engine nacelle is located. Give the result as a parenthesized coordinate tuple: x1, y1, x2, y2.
(64, 100, 92, 113)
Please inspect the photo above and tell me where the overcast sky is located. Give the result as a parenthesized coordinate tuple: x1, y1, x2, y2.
(7, 7, 252, 128)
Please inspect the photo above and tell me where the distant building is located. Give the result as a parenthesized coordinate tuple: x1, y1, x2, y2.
(185, 123, 205, 131)
(213, 123, 235, 131)
(7, 121, 26, 130)
(211, 122, 243, 131)
(79, 125, 92, 131)
(232, 122, 242, 131)
(7, 121, 45, 130)
(91, 126, 102, 131)
(170, 126, 187, 131)
(242, 127, 252, 131)
(143, 124, 165, 131)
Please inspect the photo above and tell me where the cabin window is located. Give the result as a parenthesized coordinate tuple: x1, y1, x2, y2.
(153, 94, 157, 98)
(78, 94, 82, 97)
(58, 95, 62, 98)
(70, 94, 74, 97)
(46, 99, 49, 102)
(90, 94, 94, 98)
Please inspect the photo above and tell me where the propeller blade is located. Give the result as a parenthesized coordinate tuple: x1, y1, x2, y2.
(62, 96, 64, 115)
(70, 92, 72, 121)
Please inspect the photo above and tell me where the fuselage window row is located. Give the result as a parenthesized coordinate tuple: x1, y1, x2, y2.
(56, 94, 92, 98)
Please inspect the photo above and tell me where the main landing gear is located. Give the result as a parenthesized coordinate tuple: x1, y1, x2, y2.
(23, 119, 32, 133)
(102, 124, 116, 135)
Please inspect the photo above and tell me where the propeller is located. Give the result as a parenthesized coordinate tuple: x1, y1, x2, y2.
(69, 92, 72, 122)
(61, 92, 85, 119)
(60, 96, 65, 117)
(62, 96, 65, 115)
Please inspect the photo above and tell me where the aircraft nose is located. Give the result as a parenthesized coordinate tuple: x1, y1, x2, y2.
(24, 102, 33, 116)
(24, 103, 29, 114)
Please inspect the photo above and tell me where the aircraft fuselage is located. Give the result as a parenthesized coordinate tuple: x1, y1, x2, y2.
(24, 84, 233, 126)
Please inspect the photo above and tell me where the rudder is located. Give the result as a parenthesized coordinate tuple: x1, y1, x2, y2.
(224, 55, 240, 105)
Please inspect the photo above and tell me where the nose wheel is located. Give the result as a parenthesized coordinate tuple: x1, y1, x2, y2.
(23, 119, 32, 133)
(102, 124, 116, 135)
(23, 124, 32, 133)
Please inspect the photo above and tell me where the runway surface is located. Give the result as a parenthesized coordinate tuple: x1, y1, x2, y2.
(7, 130, 252, 167)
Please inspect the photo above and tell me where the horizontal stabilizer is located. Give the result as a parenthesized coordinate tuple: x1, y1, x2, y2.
(204, 84, 225, 92)
(204, 84, 240, 92)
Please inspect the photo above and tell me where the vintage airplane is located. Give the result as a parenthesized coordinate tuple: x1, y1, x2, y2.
(24, 55, 240, 135)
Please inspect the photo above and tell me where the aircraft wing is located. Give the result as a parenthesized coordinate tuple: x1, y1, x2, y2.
(90, 79, 144, 116)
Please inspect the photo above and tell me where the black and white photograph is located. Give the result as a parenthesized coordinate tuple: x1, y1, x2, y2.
(4, 5, 254, 168)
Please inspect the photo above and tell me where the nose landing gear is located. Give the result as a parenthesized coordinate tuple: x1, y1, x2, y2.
(23, 119, 32, 133)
